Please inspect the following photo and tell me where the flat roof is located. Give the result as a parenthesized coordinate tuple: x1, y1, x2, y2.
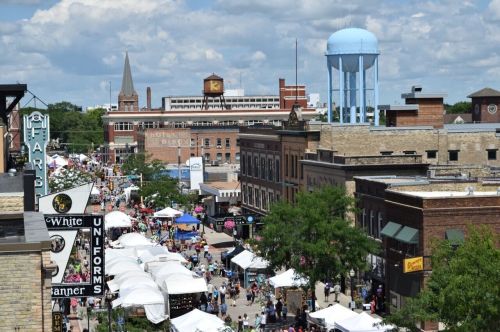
(0, 173, 24, 193)
(401, 92, 447, 99)
(398, 191, 499, 198)
(378, 104, 419, 111)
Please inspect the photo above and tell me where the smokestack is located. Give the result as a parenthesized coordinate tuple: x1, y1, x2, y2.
(147, 86, 151, 110)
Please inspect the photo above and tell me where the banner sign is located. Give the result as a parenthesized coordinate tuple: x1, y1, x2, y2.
(403, 256, 424, 273)
(23, 111, 49, 198)
(216, 215, 256, 226)
(45, 214, 104, 298)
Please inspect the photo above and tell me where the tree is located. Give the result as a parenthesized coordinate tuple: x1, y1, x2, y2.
(383, 226, 500, 332)
(254, 186, 378, 311)
(121, 153, 164, 181)
(140, 175, 183, 208)
(49, 167, 93, 193)
(444, 101, 471, 114)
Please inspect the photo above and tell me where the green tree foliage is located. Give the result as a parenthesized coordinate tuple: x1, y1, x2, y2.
(140, 176, 183, 209)
(444, 101, 471, 114)
(121, 153, 164, 181)
(20, 102, 104, 153)
(49, 167, 92, 193)
(255, 186, 378, 311)
(384, 226, 500, 332)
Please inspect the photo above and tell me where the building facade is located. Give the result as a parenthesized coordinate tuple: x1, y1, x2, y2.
(102, 54, 317, 163)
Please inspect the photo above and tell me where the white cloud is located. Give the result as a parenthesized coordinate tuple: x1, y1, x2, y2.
(0, 0, 499, 108)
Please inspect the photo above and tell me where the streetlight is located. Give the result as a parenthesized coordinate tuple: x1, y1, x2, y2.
(87, 306, 91, 332)
(106, 292, 113, 332)
(349, 269, 355, 311)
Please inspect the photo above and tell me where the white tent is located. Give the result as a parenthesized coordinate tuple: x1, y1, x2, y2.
(151, 261, 193, 281)
(162, 274, 208, 295)
(268, 269, 308, 288)
(137, 246, 169, 263)
(231, 250, 269, 269)
(124, 185, 140, 203)
(48, 155, 69, 167)
(91, 186, 100, 195)
(105, 248, 137, 260)
(118, 232, 155, 247)
(105, 255, 138, 270)
(112, 285, 166, 324)
(78, 153, 88, 162)
(107, 270, 151, 292)
(105, 211, 132, 230)
(335, 312, 394, 332)
(308, 303, 358, 330)
(153, 207, 183, 218)
(106, 261, 143, 276)
(120, 276, 159, 292)
(171, 309, 227, 332)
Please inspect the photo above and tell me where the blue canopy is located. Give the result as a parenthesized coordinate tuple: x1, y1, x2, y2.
(175, 213, 200, 224)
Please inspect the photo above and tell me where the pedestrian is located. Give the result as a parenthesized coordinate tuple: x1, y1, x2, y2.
(207, 283, 214, 302)
(204, 243, 209, 258)
(246, 288, 252, 305)
(238, 315, 244, 332)
(275, 298, 283, 321)
(333, 283, 341, 303)
(282, 302, 288, 320)
(288, 325, 296, 332)
(200, 292, 208, 311)
(254, 313, 261, 331)
(324, 281, 331, 302)
(243, 313, 249, 330)
(220, 302, 228, 317)
(370, 295, 376, 314)
(260, 311, 267, 332)
(213, 286, 219, 303)
(213, 301, 219, 316)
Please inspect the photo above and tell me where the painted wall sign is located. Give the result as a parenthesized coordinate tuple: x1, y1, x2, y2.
(23, 111, 49, 198)
(45, 214, 105, 298)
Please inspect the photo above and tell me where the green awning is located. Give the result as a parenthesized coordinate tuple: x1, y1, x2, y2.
(445, 229, 464, 245)
(380, 221, 403, 238)
(395, 226, 419, 244)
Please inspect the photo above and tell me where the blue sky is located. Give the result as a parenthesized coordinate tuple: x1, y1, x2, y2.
(1, 0, 499, 109)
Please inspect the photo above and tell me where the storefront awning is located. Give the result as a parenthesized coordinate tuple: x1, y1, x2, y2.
(394, 226, 419, 244)
(445, 229, 464, 245)
(380, 221, 403, 238)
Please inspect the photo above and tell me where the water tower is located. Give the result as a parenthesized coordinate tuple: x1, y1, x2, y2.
(326, 28, 380, 125)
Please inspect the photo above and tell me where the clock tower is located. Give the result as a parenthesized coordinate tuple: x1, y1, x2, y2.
(201, 74, 227, 110)
(468, 88, 500, 123)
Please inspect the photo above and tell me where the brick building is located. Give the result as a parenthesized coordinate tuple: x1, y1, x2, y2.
(0, 170, 55, 331)
(354, 175, 500, 329)
(468, 87, 500, 123)
(103, 54, 317, 163)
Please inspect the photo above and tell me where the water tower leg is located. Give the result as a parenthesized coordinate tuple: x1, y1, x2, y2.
(339, 57, 344, 124)
(374, 57, 380, 126)
(359, 56, 365, 123)
(349, 72, 356, 124)
(327, 64, 332, 123)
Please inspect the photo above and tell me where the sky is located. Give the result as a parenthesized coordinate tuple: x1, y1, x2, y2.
(1, 0, 499, 109)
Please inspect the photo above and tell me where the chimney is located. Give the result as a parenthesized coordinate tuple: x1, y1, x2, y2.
(147, 87, 151, 110)
(279, 78, 285, 109)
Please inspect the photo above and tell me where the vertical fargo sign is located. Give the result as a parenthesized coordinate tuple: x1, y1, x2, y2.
(23, 111, 49, 198)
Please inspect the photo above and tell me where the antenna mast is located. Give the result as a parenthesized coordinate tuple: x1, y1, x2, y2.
(295, 38, 298, 103)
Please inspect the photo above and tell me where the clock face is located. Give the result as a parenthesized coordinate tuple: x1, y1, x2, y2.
(474, 104, 480, 114)
(487, 104, 497, 115)
(210, 80, 221, 91)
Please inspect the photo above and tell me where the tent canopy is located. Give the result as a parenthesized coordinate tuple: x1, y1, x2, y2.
(106, 261, 143, 276)
(268, 269, 308, 288)
(308, 303, 358, 330)
(335, 312, 394, 332)
(231, 250, 269, 270)
(171, 309, 226, 332)
(118, 233, 154, 247)
(154, 207, 183, 218)
(162, 275, 208, 295)
(175, 213, 200, 224)
(112, 285, 166, 324)
(105, 211, 132, 230)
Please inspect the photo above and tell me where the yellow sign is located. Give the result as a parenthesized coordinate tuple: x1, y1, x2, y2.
(404, 256, 423, 273)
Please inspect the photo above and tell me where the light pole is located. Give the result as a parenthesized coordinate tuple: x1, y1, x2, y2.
(349, 269, 355, 310)
(87, 306, 91, 332)
(106, 292, 113, 332)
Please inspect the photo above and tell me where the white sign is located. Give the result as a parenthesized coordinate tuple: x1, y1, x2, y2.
(189, 156, 204, 190)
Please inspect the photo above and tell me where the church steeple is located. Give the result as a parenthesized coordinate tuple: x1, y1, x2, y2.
(118, 52, 139, 112)
(120, 51, 137, 96)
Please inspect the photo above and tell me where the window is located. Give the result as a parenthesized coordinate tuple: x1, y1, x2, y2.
(426, 150, 437, 159)
(369, 210, 375, 237)
(403, 151, 416, 155)
(362, 208, 367, 230)
(275, 159, 280, 182)
(242, 184, 246, 203)
(254, 156, 259, 177)
(248, 186, 253, 205)
(448, 150, 459, 161)
(377, 212, 383, 239)
(139, 121, 159, 129)
(225, 153, 231, 163)
(241, 153, 246, 174)
(269, 192, 274, 205)
(285, 154, 289, 176)
(235, 153, 240, 162)
(380, 151, 393, 156)
(487, 149, 497, 160)
(204, 153, 210, 161)
(204, 138, 210, 148)
(236, 139, 240, 146)
(255, 188, 260, 208)
(260, 157, 266, 180)
(216, 138, 222, 147)
(262, 190, 267, 210)
(216, 153, 222, 161)
(114, 122, 133, 131)
(268, 158, 274, 181)
(225, 138, 230, 148)
(247, 155, 252, 176)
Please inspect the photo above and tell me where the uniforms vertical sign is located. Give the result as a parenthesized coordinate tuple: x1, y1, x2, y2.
(23, 111, 49, 198)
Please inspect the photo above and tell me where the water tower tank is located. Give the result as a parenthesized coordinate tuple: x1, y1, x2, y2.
(326, 28, 380, 125)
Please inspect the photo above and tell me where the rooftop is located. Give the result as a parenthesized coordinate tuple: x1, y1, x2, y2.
(467, 87, 500, 98)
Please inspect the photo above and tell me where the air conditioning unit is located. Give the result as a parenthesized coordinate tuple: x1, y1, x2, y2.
(217, 145, 222, 149)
